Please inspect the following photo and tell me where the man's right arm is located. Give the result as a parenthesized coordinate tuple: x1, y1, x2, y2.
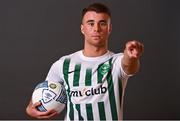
(26, 60, 64, 119)
(26, 99, 58, 119)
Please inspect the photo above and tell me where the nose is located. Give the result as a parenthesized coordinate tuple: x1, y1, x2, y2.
(94, 23, 101, 32)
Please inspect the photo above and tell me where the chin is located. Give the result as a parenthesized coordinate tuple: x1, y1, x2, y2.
(86, 38, 106, 47)
(92, 42, 106, 47)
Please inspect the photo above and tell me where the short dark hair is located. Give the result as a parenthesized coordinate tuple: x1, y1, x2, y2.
(82, 3, 111, 19)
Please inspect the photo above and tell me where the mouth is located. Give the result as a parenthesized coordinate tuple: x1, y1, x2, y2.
(92, 36, 101, 40)
(92, 35, 101, 38)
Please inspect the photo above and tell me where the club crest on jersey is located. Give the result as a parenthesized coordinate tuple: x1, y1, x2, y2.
(99, 63, 111, 75)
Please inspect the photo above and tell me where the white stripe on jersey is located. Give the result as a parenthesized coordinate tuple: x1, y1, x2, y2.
(92, 102, 100, 120)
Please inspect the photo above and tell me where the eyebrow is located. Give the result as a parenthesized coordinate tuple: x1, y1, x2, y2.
(86, 20, 94, 23)
(86, 20, 107, 23)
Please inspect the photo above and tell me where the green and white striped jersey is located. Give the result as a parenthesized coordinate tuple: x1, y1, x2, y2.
(46, 50, 130, 120)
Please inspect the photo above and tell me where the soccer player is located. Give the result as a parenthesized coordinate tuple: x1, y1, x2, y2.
(26, 2, 144, 120)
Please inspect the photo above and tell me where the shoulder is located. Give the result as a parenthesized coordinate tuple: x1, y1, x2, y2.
(54, 50, 81, 64)
(111, 52, 124, 68)
(111, 52, 124, 61)
(112, 52, 123, 57)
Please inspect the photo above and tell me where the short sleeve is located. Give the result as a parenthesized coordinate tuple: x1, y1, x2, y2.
(45, 59, 64, 84)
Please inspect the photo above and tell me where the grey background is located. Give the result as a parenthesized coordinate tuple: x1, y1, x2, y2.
(0, 0, 179, 120)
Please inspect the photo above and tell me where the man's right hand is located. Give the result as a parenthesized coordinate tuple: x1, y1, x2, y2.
(26, 100, 58, 119)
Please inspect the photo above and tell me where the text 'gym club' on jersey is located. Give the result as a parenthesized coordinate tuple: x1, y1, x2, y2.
(46, 50, 131, 120)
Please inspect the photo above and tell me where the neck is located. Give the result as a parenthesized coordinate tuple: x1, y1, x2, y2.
(83, 45, 108, 57)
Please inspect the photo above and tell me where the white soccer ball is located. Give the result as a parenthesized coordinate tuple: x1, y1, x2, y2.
(32, 80, 67, 113)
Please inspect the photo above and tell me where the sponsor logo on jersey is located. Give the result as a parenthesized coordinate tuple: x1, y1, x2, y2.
(70, 85, 107, 97)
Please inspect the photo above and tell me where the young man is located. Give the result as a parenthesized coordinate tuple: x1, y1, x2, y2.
(26, 2, 144, 120)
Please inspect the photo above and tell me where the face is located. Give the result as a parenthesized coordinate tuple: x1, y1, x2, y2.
(81, 11, 112, 48)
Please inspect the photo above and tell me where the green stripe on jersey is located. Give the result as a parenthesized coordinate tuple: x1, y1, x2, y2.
(73, 64, 81, 86)
(119, 79, 122, 108)
(86, 103, 94, 120)
(107, 59, 118, 120)
(98, 102, 106, 120)
(85, 68, 92, 86)
(75, 104, 84, 120)
(63, 58, 70, 85)
(63, 58, 74, 120)
(97, 63, 104, 83)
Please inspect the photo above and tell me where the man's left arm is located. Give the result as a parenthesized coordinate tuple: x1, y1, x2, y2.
(121, 40, 144, 75)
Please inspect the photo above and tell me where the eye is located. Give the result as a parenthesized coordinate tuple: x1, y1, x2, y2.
(88, 22, 94, 26)
(100, 22, 107, 26)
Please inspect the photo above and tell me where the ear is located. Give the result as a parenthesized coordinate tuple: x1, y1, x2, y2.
(81, 24, 84, 34)
(108, 24, 112, 34)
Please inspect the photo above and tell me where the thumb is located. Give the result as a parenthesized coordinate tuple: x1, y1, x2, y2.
(32, 101, 42, 108)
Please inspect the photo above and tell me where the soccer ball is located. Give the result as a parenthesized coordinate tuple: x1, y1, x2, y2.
(32, 80, 67, 113)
